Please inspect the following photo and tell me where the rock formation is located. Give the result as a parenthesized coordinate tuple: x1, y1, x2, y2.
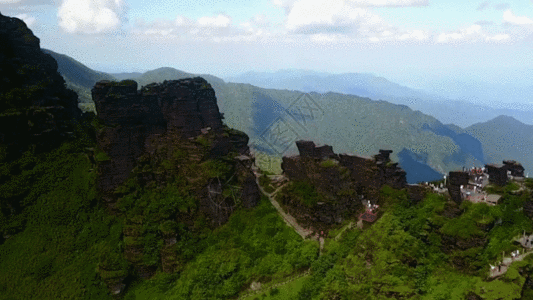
(483, 160, 525, 186)
(279, 140, 407, 229)
(92, 78, 260, 287)
(447, 171, 470, 204)
(485, 164, 508, 186)
(92, 78, 232, 207)
(0, 12, 82, 159)
(503, 160, 525, 177)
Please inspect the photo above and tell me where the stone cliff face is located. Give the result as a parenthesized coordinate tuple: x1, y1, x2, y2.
(92, 78, 231, 208)
(279, 140, 408, 229)
(0, 12, 82, 159)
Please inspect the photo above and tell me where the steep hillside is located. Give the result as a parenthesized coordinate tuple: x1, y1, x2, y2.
(466, 115, 533, 176)
(43, 49, 116, 103)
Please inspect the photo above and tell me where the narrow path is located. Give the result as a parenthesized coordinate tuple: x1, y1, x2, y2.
(489, 248, 533, 278)
(254, 171, 315, 240)
(334, 221, 354, 242)
(239, 269, 311, 299)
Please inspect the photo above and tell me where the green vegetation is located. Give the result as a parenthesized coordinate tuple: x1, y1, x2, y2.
(320, 159, 338, 168)
(259, 174, 275, 194)
(281, 180, 323, 207)
(122, 196, 319, 299)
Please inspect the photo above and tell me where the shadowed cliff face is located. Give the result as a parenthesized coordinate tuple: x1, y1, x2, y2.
(422, 124, 485, 164)
(0, 12, 82, 159)
(398, 148, 443, 184)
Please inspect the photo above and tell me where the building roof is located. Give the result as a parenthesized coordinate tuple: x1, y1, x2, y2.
(360, 211, 378, 222)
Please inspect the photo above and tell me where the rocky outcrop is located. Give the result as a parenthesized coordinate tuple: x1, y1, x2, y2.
(485, 163, 508, 186)
(503, 160, 525, 177)
(279, 141, 407, 229)
(484, 160, 525, 186)
(447, 171, 470, 204)
(0, 12, 82, 159)
(92, 78, 230, 207)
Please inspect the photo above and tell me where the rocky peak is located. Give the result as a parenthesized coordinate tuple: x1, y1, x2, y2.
(0, 13, 82, 158)
(92, 77, 223, 137)
(92, 78, 256, 213)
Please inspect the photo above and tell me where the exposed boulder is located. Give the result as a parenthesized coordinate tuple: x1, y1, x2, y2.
(447, 171, 470, 204)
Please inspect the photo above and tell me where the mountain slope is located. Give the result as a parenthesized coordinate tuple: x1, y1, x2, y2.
(465, 115, 533, 176)
(42, 49, 116, 103)
(227, 69, 533, 128)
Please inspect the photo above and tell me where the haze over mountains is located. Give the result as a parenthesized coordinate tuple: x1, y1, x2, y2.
(44, 49, 533, 184)
(227, 70, 533, 128)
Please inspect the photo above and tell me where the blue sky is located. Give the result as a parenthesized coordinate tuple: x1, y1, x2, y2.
(1, 0, 533, 104)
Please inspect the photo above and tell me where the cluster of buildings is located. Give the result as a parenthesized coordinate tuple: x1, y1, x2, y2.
(447, 160, 526, 205)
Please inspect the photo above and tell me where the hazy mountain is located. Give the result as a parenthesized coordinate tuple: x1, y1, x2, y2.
(226, 70, 533, 128)
(465, 115, 533, 176)
(423, 78, 533, 111)
(110, 72, 143, 80)
(43, 49, 116, 103)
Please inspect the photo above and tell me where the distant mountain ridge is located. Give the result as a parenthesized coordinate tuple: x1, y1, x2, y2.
(226, 70, 533, 128)
(44, 51, 532, 183)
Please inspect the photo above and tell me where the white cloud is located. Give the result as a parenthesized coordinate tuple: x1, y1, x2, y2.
(239, 14, 271, 37)
(275, 0, 431, 44)
(503, 9, 533, 25)
(198, 14, 231, 28)
(15, 13, 36, 27)
(58, 0, 127, 34)
(347, 0, 428, 6)
(437, 24, 483, 43)
(0, 0, 58, 11)
(485, 33, 509, 41)
(436, 24, 510, 44)
(493, 3, 510, 11)
(133, 13, 268, 41)
(285, 0, 390, 36)
(396, 29, 428, 41)
(273, 0, 427, 8)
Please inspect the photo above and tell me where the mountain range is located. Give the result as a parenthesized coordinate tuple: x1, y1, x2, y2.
(3, 13, 533, 299)
(227, 70, 533, 128)
(44, 50, 533, 184)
